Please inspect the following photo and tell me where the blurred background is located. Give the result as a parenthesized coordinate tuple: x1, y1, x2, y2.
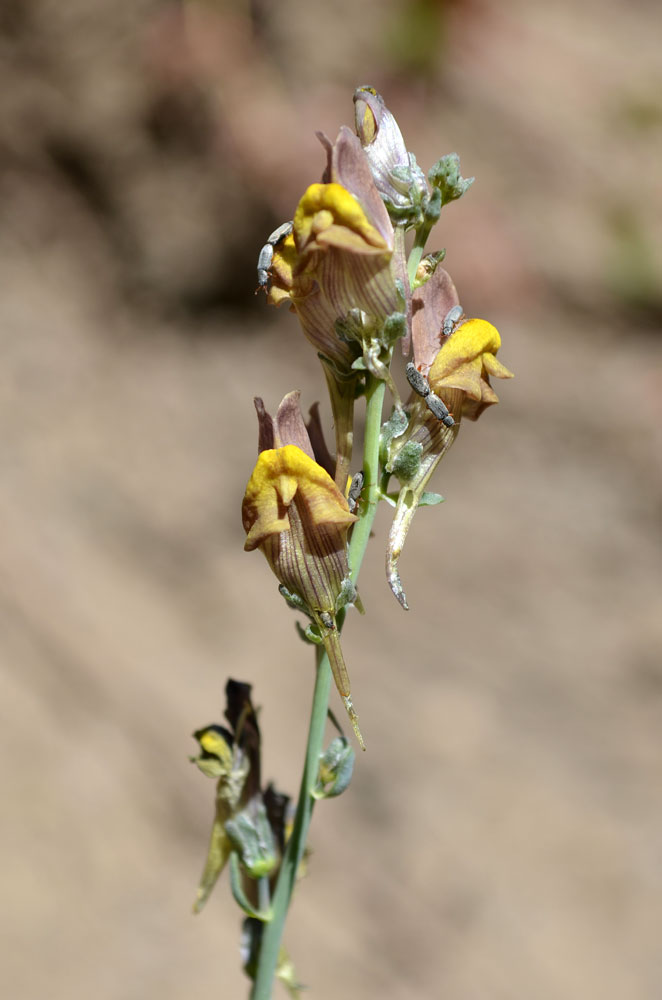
(2, 0, 661, 997)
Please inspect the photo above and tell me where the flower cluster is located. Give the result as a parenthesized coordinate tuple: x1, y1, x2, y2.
(246, 86, 512, 731)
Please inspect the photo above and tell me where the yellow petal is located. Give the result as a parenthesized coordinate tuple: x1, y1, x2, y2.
(242, 446, 356, 552)
(427, 318, 513, 420)
(434, 356, 486, 400)
(429, 318, 501, 383)
(267, 233, 297, 292)
(483, 353, 514, 381)
(294, 183, 389, 254)
(198, 728, 233, 768)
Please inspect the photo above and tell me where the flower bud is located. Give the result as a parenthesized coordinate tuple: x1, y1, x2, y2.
(313, 737, 355, 799)
(428, 152, 475, 207)
(225, 797, 277, 879)
(353, 86, 429, 227)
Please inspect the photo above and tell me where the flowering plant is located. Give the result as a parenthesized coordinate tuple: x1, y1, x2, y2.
(191, 86, 512, 998)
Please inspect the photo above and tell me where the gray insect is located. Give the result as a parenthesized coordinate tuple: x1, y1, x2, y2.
(318, 611, 335, 630)
(443, 304, 465, 338)
(347, 471, 364, 513)
(405, 362, 455, 428)
(256, 221, 294, 292)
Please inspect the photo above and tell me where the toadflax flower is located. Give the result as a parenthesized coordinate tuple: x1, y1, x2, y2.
(242, 391, 365, 748)
(410, 264, 513, 419)
(384, 266, 513, 608)
(266, 126, 409, 491)
(269, 125, 402, 325)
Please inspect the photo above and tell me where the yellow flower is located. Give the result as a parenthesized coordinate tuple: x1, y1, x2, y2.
(268, 128, 402, 343)
(266, 127, 410, 492)
(295, 182, 390, 257)
(243, 444, 357, 564)
(429, 318, 514, 421)
(386, 287, 513, 608)
(410, 266, 513, 421)
(242, 397, 365, 748)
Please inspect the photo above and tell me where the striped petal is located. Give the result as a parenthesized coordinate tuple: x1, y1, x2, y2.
(242, 445, 356, 555)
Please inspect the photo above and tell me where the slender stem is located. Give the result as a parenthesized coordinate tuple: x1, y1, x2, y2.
(407, 240, 426, 288)
(348, 375, 387, 581)
(250, 644, 331, 1000)
(408, 188, 443, 288)
(249, 375, 385, 999)
(257, 876, 271, 916)
(407, 219, 435, 287)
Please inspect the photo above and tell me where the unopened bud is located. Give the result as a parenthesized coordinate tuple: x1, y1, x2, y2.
(313, 737, 356, 798)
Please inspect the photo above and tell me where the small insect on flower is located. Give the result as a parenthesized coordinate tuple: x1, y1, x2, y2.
(318, 611, 335, 630)
(405, 362, 455, 427)
(347, 471, 364, 513)
(256, 221, 294, 293)
(443, 304, 465, 338)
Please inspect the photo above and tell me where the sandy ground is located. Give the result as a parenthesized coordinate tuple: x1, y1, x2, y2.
(2, 1, 661, 998)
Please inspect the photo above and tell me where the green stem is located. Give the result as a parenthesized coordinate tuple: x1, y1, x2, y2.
(348, 375, 387, 581)
(407, 239, 426, 288)
(249, 643, 331, 1000)
(408, 191, 442, 287)
(407, 219, 435, 287)
(257, 876, 271, 915)
(249, 375, 385, 999)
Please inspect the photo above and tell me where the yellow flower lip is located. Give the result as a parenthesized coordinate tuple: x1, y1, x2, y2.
(432, 318, 500, 371)
(242, 445, 357, 553)
(266, 128, 402, 356)
(429, 318, 513, 398)
(197, 726, 233, 766)
(294, 183, 391, 257)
